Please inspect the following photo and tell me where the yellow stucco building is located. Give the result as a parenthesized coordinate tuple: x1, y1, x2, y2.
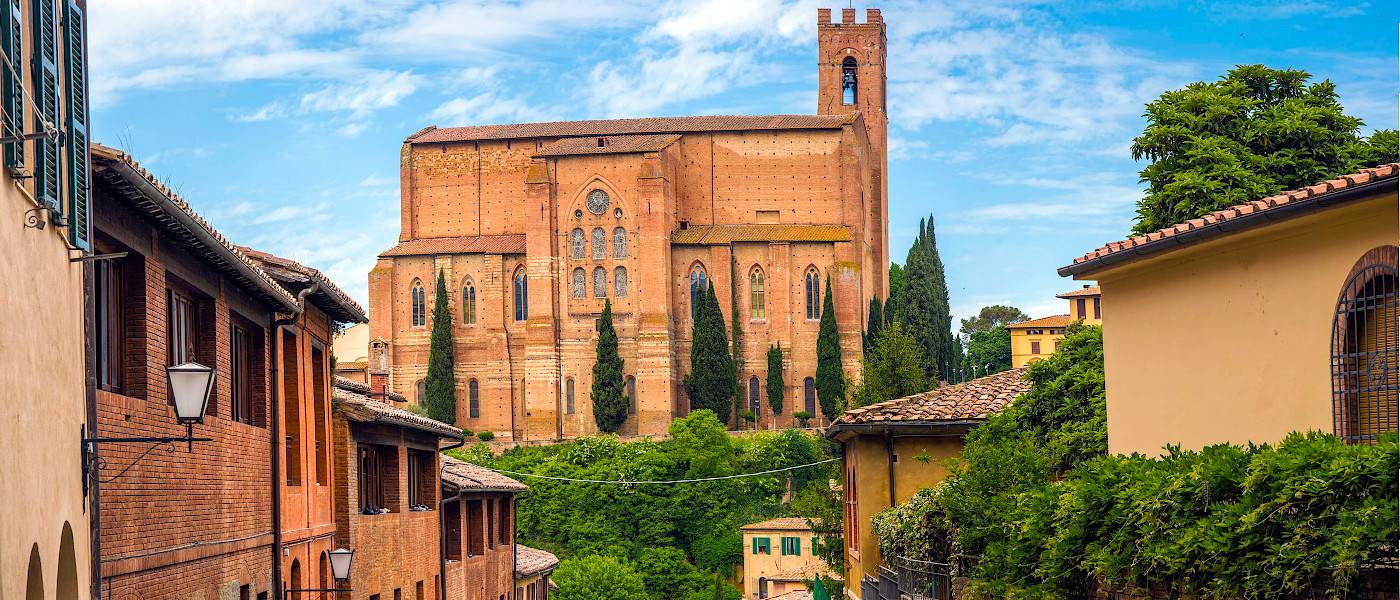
(1059, 163, 1399, 454)
(824, 368, 1030, 599)
(1006, 285, 1101, 368)
(740, 518, 833, 599)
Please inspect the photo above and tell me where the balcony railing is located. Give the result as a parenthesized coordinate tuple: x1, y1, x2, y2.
(862, 556, 953, 600)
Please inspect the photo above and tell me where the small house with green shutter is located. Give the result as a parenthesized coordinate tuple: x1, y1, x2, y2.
(740, 518, 833, 599)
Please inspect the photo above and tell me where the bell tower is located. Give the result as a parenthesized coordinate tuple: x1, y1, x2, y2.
(818, 6, 888, 293)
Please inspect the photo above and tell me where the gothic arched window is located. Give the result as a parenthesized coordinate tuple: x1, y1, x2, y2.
(1332, 246, 1399, 443)
(841, 56, 858, 105)
(469, 379, 480, 418)
(570, 228, 585, 259)
(571, 268, 586, 299)
(805, 269, 821, 320)
(803, 377, 817, 415)
(593, 267, 607, 298)
(749, 376, 761, 415)
(613, 227, 627, 258)
(690, 266, 708, 318)
(592, 228, 606, 260)
(626, 375, 636, 415)
(565, 377, 576, 414)
(410, 279, 426, 327)
(750, 267, 766, 319)
(614, 267, 628, 297)
(461, 279, 476, 325)
(513, 270, 528, 321)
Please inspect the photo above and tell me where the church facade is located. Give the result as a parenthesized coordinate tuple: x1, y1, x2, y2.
(367, 8, 889, 440)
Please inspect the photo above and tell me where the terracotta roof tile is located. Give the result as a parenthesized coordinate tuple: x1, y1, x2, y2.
(1063, 163, 1399, 275)
(379, 234, 526, 257)
(514, 545, 560, 578)
(236, 245, 367, 324)
(741, 517, 819, 532)
(830, 368, 1031, 430)
(767, 590, 812, 600)
(440, 454, 527, 493)
(408, 114, 853, 144)
(89, 143, 301, 313)
(766, 563, 839, 583)
(671, 224, 851, 245)
(1055, 285, 1101, 299)
(534, 134, 680, 157)
(1007, 314, 1072, 328)
(332, 377, 464, 440)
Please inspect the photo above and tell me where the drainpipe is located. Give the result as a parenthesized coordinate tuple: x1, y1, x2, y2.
(437, 437, 467, 600)
(884, 432, 896, 508)
(83, 256, 101, 599)
(271, 282, 318, 600)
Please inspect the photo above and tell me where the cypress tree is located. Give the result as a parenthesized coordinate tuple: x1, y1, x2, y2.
(863, 296, 884, 355)
(591, 300, 627, 433)
(729, 257, 744, 429)
(423, 270, 457, 424)
(815, 275, 845, 421)
(683, 283, 735, 422)
(766, 344, 784, 416)
(924, 218, 956, 383)
(894, 216, 955, 383)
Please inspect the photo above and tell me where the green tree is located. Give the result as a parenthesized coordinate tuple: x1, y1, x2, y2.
(1131, 64, 1397, 233)
(637, 546, 705, 600)
(422, 270, 457, 424)
(815, 276, 845, 420)
(958, 305, 1029, 337)
(591, 300, 627, 433)
(887, 263, 905, 320)
(730, 258, 744, 429)
(552, 555, 650, 600)
(684, 283, 735, 423)
(851, 322, 931, 408)
(962, 327, 1013, 377)
(766, 344, 784, 416)
(894, 217, 955, 383)
(863, 296, 884, 355)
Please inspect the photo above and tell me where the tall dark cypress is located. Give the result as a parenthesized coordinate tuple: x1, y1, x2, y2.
(923, 218, 956, 382)
(864, 296, 884, 355)
(423, 270, 457, 424)
(591, 300, 627, 432)
(766, 344, 784, 417)
(815, 275, 845, 420)
(894, 216, 956, 383)
(683, 282, 735, 422)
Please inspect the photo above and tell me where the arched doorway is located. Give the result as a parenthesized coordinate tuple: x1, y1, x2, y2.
(27, 543, 44, 600)
(57, 523, 78, 600)
(288, 558, 302, 597)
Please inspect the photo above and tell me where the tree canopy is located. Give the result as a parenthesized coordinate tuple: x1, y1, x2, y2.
(552, 555, 650, 600)
(814, 275, 845, 421)
(684, 283, 735, 423)
(591, 300, 627, 433)
(766, 344, 784, 417)
(959, 305, 1029, 337)
(962, 327, 1013, 378)
(892, 217, 956, 382)
(422, 269, 456, 424)
(1131, 64, 1397, 233)
(851, 321, 930, 409)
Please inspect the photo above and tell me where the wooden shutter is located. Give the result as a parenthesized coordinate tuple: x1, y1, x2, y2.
(2, 0, 21, 168)
(30, 0, 58, 211)
(61, 0, 85, 248)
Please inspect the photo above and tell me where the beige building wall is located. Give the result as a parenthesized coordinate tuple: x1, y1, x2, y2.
(842, 434, 963, 598)
(741, 522, 824, 599)
(1, 174, 91, 599)
(1008, 325, 1067, 369)
(1083, 192, 1398, 455)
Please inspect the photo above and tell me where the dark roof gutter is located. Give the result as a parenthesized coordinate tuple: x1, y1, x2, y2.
(823, 419, 986, 442)
(1059, 178, 1394, 278)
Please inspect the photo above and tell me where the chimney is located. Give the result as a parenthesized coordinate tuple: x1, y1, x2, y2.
(370, 372, 389, 404)
(841, 8, 856, 24)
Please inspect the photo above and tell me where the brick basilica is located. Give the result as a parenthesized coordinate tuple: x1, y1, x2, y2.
(368, 8, 889, 439)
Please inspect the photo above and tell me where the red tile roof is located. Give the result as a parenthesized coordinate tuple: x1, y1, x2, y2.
(768, 590, 812, 600)
(1055, 285, 1100, 299)
(827, 368, 1031, 439)
(1061, 163, 1400, 276)
(440, 454, 527, 493)
(514, 545, 560, 578)
(407, 114, 853, 144)
(332, 377, 463, 440)
(671, 224, 852, 245)
(379, 234, 527, 257)
(1007, 314, 1072, 329)
(766, 563, 839, 583)
(534, 134, 680, 157)
(741, 517, 819, 532)
(236, 245, 367, 324)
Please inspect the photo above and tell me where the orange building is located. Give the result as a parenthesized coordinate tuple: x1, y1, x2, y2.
(740, 518, 834, 599)
(1007, 285, 1101, 368)
(367, 8, 890, 440)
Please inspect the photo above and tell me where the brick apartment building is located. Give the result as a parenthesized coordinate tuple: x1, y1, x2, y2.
(332, 377, 465, 599)
(0, 0, 93, 598)
(368, 7, 890, 439)
(439, 455, 554, 600)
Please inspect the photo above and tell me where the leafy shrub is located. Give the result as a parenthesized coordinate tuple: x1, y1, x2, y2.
(476, 431, 495, 442)
(793, 411, 813, 428)
(552, 555, 649, 600)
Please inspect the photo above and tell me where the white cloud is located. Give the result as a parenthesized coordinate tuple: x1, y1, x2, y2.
(300, 70, 422, 117)
(429, 93, 554, 126)
(362, 0, 650, 58)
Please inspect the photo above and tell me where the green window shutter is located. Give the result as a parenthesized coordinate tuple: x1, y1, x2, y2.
(60, 0, 84, 248)
(751, 537, 757, 554)
(794, 536, 801, 556)
(30, 0, 58, 213)
(2, 0, 21, 168)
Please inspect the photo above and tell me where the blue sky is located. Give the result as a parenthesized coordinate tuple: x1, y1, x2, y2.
(89, 0, 1396, 323)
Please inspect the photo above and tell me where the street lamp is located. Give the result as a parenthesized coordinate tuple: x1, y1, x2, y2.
(82, 363, 215, 490)
(285, 548, 354, 596)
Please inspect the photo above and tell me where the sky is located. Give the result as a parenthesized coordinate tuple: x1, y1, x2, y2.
(89, 0, 1397, 324)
